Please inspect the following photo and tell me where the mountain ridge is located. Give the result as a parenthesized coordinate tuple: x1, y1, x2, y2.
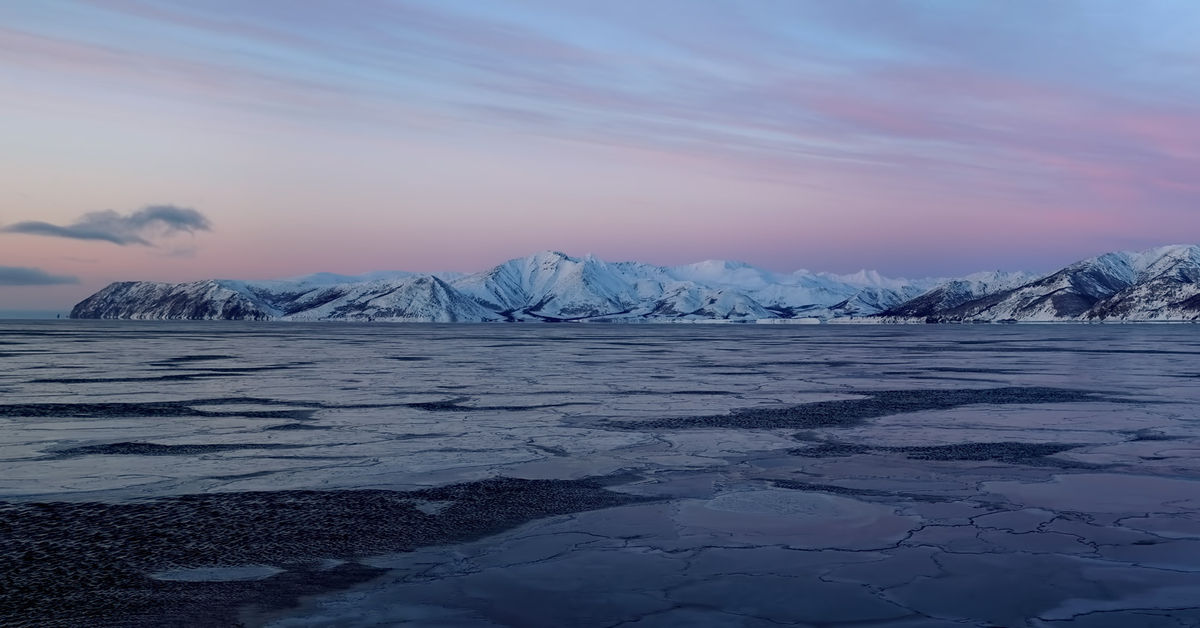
(71, 246, 1200, 323)
(880, 245, 1200, 322)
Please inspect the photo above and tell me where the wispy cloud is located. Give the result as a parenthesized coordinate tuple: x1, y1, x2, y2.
(2, 205, 211, 246)
(0, 266, 79, 286)
(6, 1, 1197, 213)
(0, 1, 1197, 275)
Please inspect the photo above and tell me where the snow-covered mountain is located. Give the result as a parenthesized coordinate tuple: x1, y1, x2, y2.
(71, 246, 1200, 323)
(72, 276, 499, 323)
(71, 251, 938, 323)
(880, 245, 1200, 322)
(71, 280, 276, 320)
(879, 271, 1042, 319)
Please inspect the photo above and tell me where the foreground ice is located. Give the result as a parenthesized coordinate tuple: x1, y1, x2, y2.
(1, 321, 1198, 626)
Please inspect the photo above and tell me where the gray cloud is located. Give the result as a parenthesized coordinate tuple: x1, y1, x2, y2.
(0, 266, 79, 286)
(2, 205, 211, 246)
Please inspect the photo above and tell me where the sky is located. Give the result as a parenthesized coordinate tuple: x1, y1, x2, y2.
(2, 0, 1200, 309)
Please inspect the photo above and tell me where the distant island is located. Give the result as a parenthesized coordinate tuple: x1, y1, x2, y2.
(72, 245, 1200, 323)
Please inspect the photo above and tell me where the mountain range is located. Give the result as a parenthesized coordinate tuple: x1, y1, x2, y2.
(70, 245, 1200, 323)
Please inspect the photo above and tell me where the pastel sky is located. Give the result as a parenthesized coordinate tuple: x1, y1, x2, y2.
(3, 0, 1200, 309)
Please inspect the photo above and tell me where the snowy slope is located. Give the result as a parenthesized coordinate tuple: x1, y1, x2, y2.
(886, 245, 1200, 322)
(449, 251, 644, 319)
(1084, 245, 1200, 321)
(278, 276, 499, 322)
(666, 260, 941, 317)
(74, 247, 1199, 323)
(72, 251, 938, 322)
(71, 280, 276, 320)
(881, 271, 1041, 318)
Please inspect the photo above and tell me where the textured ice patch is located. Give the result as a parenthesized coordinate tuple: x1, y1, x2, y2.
(678, 489, 918, 549)
(985, 473, 1200, 513)
(150, 565, 283, 582)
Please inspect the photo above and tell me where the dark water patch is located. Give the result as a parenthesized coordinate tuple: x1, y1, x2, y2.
(926, 366, 1025, 375)
(256, 455, 365, 461)
(190, 363, 315, 373)
(147, 355, 236, 366)
(404, 398, 588, 412)
(188, 396, 318, 407)
(213, 469, 283, 481)
(914, 344, 1200, 356)
(606, 387, 1111, 431)
(31, 372, 254, 384)
(954, 337, 1076, 345)
(530, 444, 569, 457)
(907, 375, 1007, 383)
(0, 401, 220, 418)
(0, 398, 319, 420)
(386, 433, 451, 441)
(760, 360, 855, 367)
(402, 398, 467, 412)
(387, 356, 431, 362)
(0, 476, 649, 627)
(1125, 429, 1181, 442)
(610, 389, 735, 396)
(31, 363, 318, 384)
(709, 370, 772, 376)
(0, 349, 58, 357)
(1050, 347, 1200, 356)
(264, 423, 331, 431)
(53, 442, 310, 457)
(788, 442, 872, 457)
(21, 364, 87, 370)
(222, 408, 319, 420)
(891, 442, 1085, 464)
(771, 479, 956, 503)
(788, 440, 1094, 468)
(699, 362, 754, 369)
(0, 330, 61, 337)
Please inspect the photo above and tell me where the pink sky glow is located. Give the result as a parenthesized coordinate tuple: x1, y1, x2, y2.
(2, 1, 1199, 309)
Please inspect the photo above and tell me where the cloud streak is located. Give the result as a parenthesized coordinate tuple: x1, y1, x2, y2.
(3, 205, 211, 246)
(0, 266, 78, 286)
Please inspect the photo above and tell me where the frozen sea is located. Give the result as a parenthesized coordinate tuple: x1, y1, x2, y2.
(2, 321, 1199, 627)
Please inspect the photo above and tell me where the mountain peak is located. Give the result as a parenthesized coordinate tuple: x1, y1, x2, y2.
(531, 250, 576, 262)
(834, 269, 885, 286)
